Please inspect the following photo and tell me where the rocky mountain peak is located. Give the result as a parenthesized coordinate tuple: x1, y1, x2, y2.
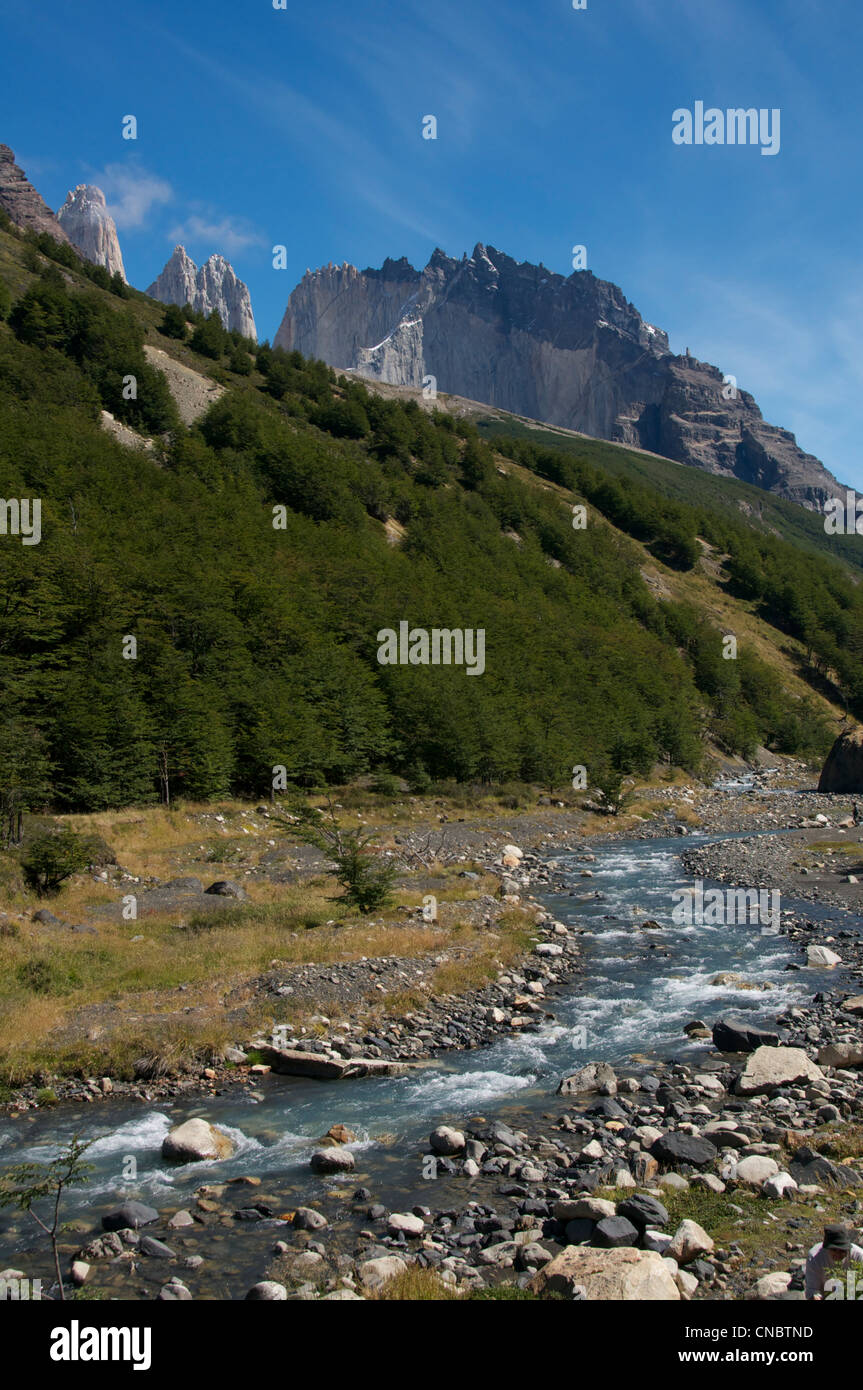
(147, 245, 256, 340)
(57, 184, 126, 280)
(0, 143, 72, 243)
(274, 244, 840, 508)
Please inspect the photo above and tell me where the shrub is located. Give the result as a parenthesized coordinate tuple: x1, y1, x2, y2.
(329, 837, 398, 913)
(16, 958, 81, 995)
(190, 311, 229, 360)
(590, 765, 633, 816)
(229, 345, 253, 376)
(159, 304, 188, 340)
(280, 801, 397, 914)
(21, 828, 101, 895)
(370, 772, 403, 797)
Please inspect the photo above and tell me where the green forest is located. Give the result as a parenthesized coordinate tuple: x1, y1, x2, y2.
(0, 219, 856, 816)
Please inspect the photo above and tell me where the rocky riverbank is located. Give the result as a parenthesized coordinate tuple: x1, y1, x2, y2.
(248, 890, 863, 1303)
(258, 1038, 863, 1303)
(5, 766, 863, 1302)
(38, 985, 863, 1303)
(5, 762, 836, 1111)
(681, 822, 863, 914)
(3, 840, 585, 1110)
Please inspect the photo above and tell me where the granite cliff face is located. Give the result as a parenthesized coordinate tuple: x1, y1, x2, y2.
(149, 244, 198, 307)
(57, 185, 125, 280)
(276, 244, 839, 508)
(0, 143, 72, 243)
(147, 246, 256, 340)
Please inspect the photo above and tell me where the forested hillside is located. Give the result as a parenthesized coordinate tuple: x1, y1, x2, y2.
(0, 217, 857, 816)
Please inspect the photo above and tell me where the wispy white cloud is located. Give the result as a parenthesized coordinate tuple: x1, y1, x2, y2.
(152, 30, 459, 243)
(328, 0, 575, 143)
(167, 214, 266, 256)
(88, 162, 174, 229)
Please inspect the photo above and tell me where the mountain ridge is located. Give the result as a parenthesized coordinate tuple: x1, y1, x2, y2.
(276, 243, 841, 510)
(2, 215, 861, 820)
(0, 143, 72, 245)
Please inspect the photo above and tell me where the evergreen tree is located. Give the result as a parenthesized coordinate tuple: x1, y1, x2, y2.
(190, 311, 228, 360)
(159, 303, 188, 340)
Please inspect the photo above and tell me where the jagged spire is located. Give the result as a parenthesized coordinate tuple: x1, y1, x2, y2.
(57, 184, 126, 280)
(147, 246, 256, 340)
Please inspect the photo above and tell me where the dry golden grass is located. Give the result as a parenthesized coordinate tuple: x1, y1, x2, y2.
(366, 987, 430, 1018)
(0, 796, 540, 1085)
(430, 913, 534, 994)
(369, 1267, 460, 1300)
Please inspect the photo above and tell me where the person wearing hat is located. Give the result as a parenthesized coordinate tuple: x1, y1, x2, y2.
(805, 1224, 863, 1299)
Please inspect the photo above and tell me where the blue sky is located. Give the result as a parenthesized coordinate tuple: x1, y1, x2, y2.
(2, 0, 861, 486)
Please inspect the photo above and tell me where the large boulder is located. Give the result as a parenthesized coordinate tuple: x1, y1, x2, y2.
(806, 944, 842, 968)
(667, 1220, 714, 1265)
(817, 1042, 863, 1068)
(319, 1124, 356, 1145)
(102, 1200, 158, 1231)
(293, 1207, 328, 1231)
(763, 1172, 798, 1199)
(818, 727, 863, 792)
(138, 1235, 176, 1259)
(245, 1281, 287, 1300)
(388, 1212, 424, 1237)
(161, 1119, 234, 1162)
(557, 1062, 617, 1096)
(310, 1147, 355, 1174)
(732, 1155, 780, 1186)
(734, 1046, 823, 1096)
(618, 1195, 669, 1230)
(531, 1247, 680, 1300)
(712, 1017, 779, 1053)
(788, 1151, 863, 1188)
(592, 1216, 639, 1248)
(204, 879, 248, 899)
(429, 1125, 465, 1156)
(747, 1272, 793, 1300)
(650, 1132, 718, 1169)
(261, 1046, 413, 1080)
(554, 1197, 616, 1223)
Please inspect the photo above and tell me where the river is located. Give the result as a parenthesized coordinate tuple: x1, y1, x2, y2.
(0, 828, 855, 1297)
